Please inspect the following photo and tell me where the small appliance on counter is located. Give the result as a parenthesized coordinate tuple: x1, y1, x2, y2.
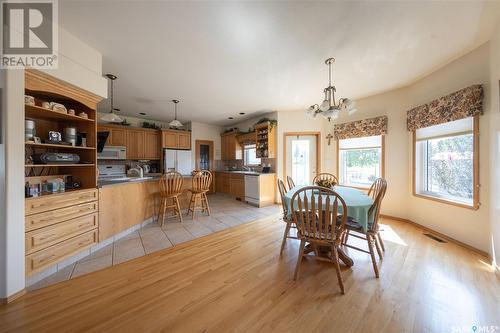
(127, 167, 144, 178)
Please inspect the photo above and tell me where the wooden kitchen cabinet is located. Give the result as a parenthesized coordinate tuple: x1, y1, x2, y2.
(221, 131, 242, 160)
(178, 132, 191, 149)
(230, 174, 245, 198)
(127, 129, 146, 159)
(97, 125, 127, 146)
(161, 129, 191, 149)
(144, 130, 160, 160)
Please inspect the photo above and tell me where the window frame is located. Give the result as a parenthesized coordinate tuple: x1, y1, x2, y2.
(336, 134, 385, 190)
(243, 144, 261, 166)
(412, 115, 479, 210)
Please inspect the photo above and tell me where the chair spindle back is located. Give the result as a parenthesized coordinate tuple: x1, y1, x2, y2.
(159, 171, 183, 197)
(286, 176, 296, 189)
(367, 178, 387, 232)
(290, 186, 348, 245)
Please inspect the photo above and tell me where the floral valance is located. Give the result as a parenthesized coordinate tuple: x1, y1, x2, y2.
(333, 116, 388, 140)
(406, 85, 483, 131)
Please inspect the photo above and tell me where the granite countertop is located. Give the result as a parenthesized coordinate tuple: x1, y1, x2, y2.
(214, 170, 276, 176)
(98, 173, 196, 187)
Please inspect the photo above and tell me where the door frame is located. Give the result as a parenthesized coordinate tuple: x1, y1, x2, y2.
(195, 140, 215, 192)
(195, 140, 214, 171)
(282, 132, 321, 183)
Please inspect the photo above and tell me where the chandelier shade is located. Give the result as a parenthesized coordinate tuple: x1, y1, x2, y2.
(306, 58, 356, 121)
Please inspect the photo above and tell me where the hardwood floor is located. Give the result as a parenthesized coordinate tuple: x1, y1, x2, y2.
(0, 215, 498, 332)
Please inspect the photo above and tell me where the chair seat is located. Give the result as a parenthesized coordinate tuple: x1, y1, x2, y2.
(344, 216, 374, 232)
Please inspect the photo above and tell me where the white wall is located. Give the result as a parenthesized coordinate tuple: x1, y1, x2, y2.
(40, 27, 107, 98)
(488, 12, 500, 269)
(0, 26, 107, 298)
(190, 121, 223, 165)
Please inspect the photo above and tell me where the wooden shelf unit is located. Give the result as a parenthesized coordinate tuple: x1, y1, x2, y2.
(24, 69, 101, 192)
(23, 69, 103, 277)
(25, 142, 96, 150)
(255, 122, 276, 158)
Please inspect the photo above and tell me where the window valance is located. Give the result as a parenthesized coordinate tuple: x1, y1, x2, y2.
(406, 85, 483, 131)
(333, 115, 388, 140)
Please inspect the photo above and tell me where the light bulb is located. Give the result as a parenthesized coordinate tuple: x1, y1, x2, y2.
(306, 105, 318, 118)
(319, 99, 330, 112)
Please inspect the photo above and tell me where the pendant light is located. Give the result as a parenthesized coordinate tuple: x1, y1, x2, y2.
(101, 74, 123, 123)
(169, 99, 183, 128)
(306, 58, 357, 121)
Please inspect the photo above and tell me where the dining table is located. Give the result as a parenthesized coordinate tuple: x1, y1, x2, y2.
(283, 185, 374, 267)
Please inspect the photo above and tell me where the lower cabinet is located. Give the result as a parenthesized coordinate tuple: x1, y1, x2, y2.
(214, 172, 244, 199)
(24, 189, 99, 276)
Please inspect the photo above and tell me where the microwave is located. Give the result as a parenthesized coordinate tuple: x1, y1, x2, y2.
(97, 146, 127, 160)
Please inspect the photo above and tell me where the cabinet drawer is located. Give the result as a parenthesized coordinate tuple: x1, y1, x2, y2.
(26, 213, 98, 255)
(26, 201, 98, 231)
(26, 230, 98, 276)
(25, 189, 98, 215)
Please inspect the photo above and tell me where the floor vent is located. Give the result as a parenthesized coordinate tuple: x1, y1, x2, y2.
(423, 233, 447, 243)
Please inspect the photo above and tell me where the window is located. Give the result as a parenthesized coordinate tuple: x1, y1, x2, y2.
(413, 116, 478, 208)
(337, 135, 383, 188)
(243, 144, 261, 166)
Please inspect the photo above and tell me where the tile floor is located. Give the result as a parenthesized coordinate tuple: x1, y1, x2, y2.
(29, 194, 281, 291)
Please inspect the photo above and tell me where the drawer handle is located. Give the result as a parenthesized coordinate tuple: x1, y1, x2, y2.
(38, 234, 56, 241)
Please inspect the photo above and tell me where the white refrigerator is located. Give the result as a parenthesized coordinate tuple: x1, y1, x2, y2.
(163, 149, 192, 175)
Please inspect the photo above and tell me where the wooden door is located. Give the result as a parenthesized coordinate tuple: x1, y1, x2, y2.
(178, 132, 191, 149)
(162, 131, 177, 149)
(127, 129, 145, 160)
(144, 131, 160, 160)
(111, 127, 127, 146)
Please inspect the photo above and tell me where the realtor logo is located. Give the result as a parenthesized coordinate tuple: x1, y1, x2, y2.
(1, 0, 58, 68)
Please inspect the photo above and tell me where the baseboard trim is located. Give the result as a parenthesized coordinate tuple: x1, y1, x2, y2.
(0, 288, 26, 305)
(380, 214, 490, 258)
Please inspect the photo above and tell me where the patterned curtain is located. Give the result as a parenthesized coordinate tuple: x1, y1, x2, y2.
(406, 85, 483, 131)
(333, 116, 388, 140)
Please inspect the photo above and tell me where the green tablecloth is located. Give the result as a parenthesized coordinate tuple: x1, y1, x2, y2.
(284, 186, 374, 232)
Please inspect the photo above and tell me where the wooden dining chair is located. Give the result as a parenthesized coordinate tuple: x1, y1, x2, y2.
(313, 173, 339, 188)
(158, 171, 184, 225)
(277, 178, 298, 255)
(291, 186, 348, 294)
(187, 170, 212, 219)
(342, 178, 387, 278)
(286, 175, 295, 189)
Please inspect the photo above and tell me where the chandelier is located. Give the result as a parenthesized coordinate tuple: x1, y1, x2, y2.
(169, 99, 183, 128)
(306, 58, 356, 121)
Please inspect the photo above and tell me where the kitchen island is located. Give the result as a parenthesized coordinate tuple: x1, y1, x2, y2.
(214, 171, 276, 207)
(98, 175, 193, 241)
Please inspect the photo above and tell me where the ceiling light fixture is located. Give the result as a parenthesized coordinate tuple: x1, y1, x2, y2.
(139, 112, 146, 115)
(239, 112, 245, 115)
(228, 117, 234, 120)
(169, 100, 183, 128)
(306, 58, 356, 121)
(101, 74, 123, 123)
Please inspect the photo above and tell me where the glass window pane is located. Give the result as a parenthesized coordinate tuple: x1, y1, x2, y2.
(340, 148, 381, 187)
(292, 139, 310, 186)
(424, 133, 473, 203)
(244, 144, 260, 166)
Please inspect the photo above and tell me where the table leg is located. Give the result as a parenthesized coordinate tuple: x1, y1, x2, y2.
(304, 244, 354, 267)
(337, 246, 354, 267)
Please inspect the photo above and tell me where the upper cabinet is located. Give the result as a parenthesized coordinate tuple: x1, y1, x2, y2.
(97, 125, 161, 160)
(161, 129, 191, 150)
(126, 129, 146, 160)
(98, 125, 126, 146)
(144, 130, 161, 159)
(221, 131, 242, 160)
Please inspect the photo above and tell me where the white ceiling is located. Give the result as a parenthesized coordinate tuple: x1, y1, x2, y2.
(59, 1, 497, 126)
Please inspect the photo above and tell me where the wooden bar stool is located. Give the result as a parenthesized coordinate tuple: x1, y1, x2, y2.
(158, 171, 184, 226)
(187, 170, 212, 219)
